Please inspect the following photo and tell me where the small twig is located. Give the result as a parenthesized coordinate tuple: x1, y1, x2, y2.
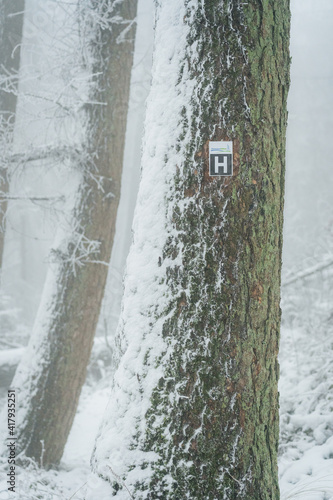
(67, 481, 87, 500)
(0, 195, 65, 202)
(226, 471, 242, 487)
(84, 259, 109, 266)
(107, 465, 134, 500)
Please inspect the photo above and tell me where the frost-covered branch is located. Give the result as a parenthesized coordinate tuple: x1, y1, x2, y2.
(0, 195, 65, 203)
(6, 144, 82, 166)
(49, 226, 107, 276)
(0, 67, 20, 95)
(283, 259, 333, 287)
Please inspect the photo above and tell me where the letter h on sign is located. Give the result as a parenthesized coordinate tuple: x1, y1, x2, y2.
(209, 141, 233, 177)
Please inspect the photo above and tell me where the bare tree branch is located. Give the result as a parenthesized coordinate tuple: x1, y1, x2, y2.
(0, 195, 65, 202)
(3, 144, 82, 166)
(283, 259, 333, 287)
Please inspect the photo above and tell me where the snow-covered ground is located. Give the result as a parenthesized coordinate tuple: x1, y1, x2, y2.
(1, 275, 333, 500)
(278, 273, 333, 500)
(0, 351, 110, 500)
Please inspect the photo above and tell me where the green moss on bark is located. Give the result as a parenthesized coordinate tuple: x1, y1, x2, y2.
(128, 0, 290, 498)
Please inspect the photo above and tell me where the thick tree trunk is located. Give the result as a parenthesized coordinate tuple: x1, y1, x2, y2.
(12, 0, 137, 468)
(0, 0, 25, 271)
(89, 0, 290, 499)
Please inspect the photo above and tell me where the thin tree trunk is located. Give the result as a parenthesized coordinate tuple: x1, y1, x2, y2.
(89, 0, 290, 498)
(13, 0, 137, 468)
(0, 0, 25, 272)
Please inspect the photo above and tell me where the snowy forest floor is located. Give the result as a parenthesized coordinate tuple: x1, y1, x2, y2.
(278, 274, 333, 500)
(0, 275, 333, 500)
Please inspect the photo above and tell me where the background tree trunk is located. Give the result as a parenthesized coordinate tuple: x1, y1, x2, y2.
(0, 0, 25, 272)
(12, 0, 137, 468)
(89, 0, 290, 498)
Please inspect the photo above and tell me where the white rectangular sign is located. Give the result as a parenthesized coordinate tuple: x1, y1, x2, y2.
(209, 141, 233, 176)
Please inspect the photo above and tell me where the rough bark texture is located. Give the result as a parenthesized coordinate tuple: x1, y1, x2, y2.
(92, 0, 290, 498)
(147, 2, 290, 498)
(13, 0, 137, 467)
(0, 0, 25, 271)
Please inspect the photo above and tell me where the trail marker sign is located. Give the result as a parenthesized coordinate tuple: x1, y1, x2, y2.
(209, 141, 233, 176)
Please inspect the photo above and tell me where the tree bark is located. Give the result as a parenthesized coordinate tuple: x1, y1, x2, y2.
(0, 0, 25, 272)
(90, 0, 290, 498)
(12, 0, 137, 468)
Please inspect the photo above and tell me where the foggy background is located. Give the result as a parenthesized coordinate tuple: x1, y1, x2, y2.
(0, 0, 332, 497)
(2, 0, 332, 335)
(283, 0, 333, 274)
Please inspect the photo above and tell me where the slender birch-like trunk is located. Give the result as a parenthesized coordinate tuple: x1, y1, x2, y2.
(89, 0, 290, 498)
(12, 0, 137, 468)
(0, 0, 25, 272)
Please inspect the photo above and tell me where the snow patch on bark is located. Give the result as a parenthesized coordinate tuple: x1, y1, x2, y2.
(89, 0, 199, 495)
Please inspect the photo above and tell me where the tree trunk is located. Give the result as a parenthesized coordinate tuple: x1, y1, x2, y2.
(12, 0, 137, 468)
(89, 0, 290, 499)
(0, 0, 25, 272)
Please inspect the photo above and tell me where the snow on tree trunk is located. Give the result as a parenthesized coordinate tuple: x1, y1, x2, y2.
(9, 0, 137, 468)
(0, 0, 25, 272)
(87, 0, 290, 499)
